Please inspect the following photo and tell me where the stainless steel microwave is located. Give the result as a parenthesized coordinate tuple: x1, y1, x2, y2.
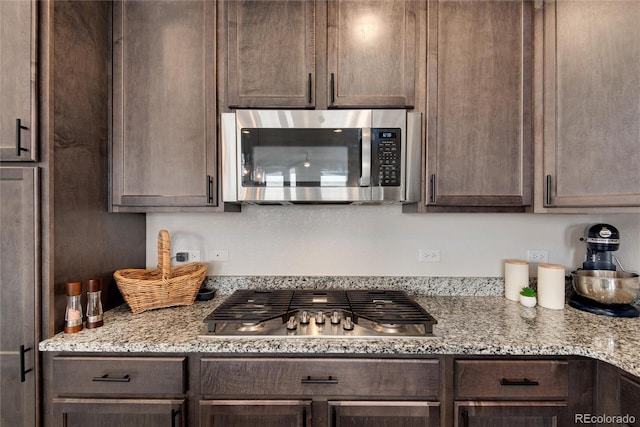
(221, 109, 421, 204)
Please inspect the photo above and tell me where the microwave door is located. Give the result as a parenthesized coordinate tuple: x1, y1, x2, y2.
(237, 127, 365, 202)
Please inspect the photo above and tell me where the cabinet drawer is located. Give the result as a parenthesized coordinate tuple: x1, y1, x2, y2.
(455, 360, 568, 399)
(53, 356, 186, 396)
(201, 358, 440, 398)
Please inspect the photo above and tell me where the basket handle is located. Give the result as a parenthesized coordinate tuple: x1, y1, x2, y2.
(157, 230, 171, 280)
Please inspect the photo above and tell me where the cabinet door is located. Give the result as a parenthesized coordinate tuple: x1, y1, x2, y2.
(51, 398, 185, 427)
(0, 167, 38, 427)
(200, 400, 312, 427)
(224, 0, 315, 108)
(330, 401, 439, 427)
(0, 0, 37, 161)
(426, 0, 532, 209)
(327, 0, 419, 108)
(111, 0, 217, 210)
(455, 402, 567, 427)
(620, 376, 640, 426)
(543, 0, 640, 208)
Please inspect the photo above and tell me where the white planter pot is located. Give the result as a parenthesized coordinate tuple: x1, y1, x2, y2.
(520, 295, 537, 307)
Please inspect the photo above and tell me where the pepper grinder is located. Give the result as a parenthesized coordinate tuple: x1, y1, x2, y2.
(86, 278, 104, 329)
(64, 281, 83, 333)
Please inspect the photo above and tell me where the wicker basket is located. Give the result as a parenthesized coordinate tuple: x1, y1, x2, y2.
(114, 230, 207, 314)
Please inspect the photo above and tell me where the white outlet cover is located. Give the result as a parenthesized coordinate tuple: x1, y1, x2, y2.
(419, 249, 441, 262)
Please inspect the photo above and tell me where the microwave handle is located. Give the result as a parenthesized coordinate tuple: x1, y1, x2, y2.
(359, 128, 371, 186)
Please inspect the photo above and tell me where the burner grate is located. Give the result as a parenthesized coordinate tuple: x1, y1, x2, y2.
(347, 290, 437, 333)
(204, 289, 294, 327)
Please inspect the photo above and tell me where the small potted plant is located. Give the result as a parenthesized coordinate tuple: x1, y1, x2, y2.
(519, 287, 537, 307)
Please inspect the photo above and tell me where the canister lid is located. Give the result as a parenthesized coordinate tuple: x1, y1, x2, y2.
(87, 278, 101, 292)
(505, 259, 529, 265)
(65, 281, 82, 296)
(539, 263, 565, 269)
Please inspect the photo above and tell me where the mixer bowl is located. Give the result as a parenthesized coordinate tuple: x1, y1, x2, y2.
(571, 270, 640, 305)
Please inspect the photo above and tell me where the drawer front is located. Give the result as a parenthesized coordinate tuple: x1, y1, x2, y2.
(201, 358, 440, 398)
(53, 356, 186, 396)
(455, 360, 568, 399)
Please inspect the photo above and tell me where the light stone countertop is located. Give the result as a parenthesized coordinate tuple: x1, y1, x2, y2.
(40, 279, 640, 378)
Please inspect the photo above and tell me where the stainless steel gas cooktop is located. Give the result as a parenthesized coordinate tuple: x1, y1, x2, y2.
(200, 289, 438, 338)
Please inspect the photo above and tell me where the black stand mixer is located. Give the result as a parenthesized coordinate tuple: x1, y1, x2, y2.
(569, 224, 640, 317)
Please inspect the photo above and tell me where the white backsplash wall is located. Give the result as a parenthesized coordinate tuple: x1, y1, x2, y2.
(146, 207, 640, 277)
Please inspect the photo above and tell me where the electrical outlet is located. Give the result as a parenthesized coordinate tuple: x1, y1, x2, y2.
(419, 249, 441, 263)
(175, 250, 200, 264)
(207, 249, 229, 262)
(527, 250, 549, 263)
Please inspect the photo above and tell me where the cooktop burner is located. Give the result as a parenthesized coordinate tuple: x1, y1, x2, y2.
(201, 289, 438, 338)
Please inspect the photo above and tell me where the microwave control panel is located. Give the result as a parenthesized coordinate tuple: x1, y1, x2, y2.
(372, 128, 401, 187)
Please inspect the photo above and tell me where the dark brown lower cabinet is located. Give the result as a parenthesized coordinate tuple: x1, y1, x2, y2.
(44, 354, 604, 427)
(51, 398, 185, 427)
(46, 355, 188, 427)
(200, 400, 311, 427)
(199, 357, 441, 427)
(619, 376, 640, 427)
(199, 399, 439, 427)
(454, 402, 566, 427)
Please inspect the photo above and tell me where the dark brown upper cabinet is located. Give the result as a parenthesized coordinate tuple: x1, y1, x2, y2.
(0, 0, 37, 161)
(223, 0, 315, 109)
(221, 0, 421, 110)
(111, 0, 224, 212)
(425, 0, 533, 211)
(541, 0, 640, 209)
(326, 0, 419, 108)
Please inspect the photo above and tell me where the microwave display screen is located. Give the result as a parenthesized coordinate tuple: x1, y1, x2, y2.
(240, 128, 361, 188)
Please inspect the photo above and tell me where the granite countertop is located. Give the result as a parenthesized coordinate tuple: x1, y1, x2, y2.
(39, 277, 640, 378)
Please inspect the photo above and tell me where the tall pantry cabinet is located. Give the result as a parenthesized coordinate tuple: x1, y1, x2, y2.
(1, 1, 39, 425)
(1, 2, 146, 426)
(0, 167, 38, 427)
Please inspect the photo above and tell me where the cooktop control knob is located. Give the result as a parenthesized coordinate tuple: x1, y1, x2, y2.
(343, 316, 354, 331)
(315, 311, 325, 325)
(300, 310, 310, 324)
(330, 311, 341, 325)
(286, 316, 297, 330)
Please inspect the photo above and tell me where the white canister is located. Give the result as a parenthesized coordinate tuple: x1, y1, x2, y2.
(537, 263, 566, 309)
(504, 260, 529, 301)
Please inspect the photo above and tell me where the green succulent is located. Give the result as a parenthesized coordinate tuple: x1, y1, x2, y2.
(520, 287, 537, 297)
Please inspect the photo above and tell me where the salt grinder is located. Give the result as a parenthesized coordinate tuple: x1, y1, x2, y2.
(86, 278, 104, 329)
(64, 281, 83, 333)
